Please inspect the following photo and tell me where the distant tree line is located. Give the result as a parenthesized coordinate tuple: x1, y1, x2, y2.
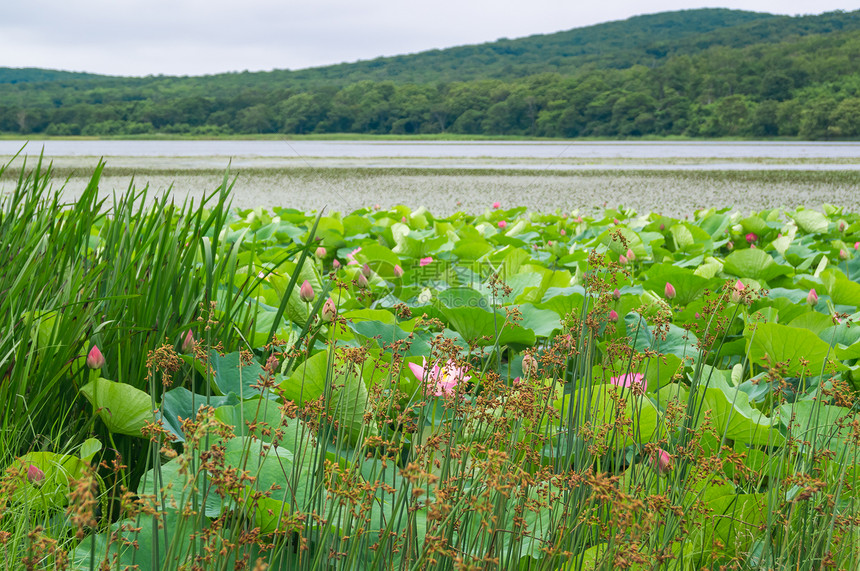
(1, 21, 859, 139)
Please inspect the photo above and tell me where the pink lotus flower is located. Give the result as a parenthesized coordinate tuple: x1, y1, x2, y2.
(560, 229, 567, 236)
(855, 241, 859, 251)
(498, 220, 507, 229)
(547, 240, 553, 246)
(393, 264, 404, 278)
(321, 298, 337, 323)
(608, 309, 619, 323)
(610, 372, 647, 391)
(27, 464, 45, 484)
(408, 358, 471, 397)
(650, 449, 673, 475)
(745, 233, 758, 244)
(807, 288, 818, 306)
(86, 345, 105, 369)
(314, 246, 327, 258)
(492, 201, 501, 209)
(299, 280, 315, 303)
(419, 257, 432, 267)
(664, 282, 676, 300)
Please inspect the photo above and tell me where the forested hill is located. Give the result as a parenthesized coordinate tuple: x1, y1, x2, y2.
(2, 8, 860, 139)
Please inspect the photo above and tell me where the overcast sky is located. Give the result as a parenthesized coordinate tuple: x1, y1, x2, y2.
(2, 1, 857, 77)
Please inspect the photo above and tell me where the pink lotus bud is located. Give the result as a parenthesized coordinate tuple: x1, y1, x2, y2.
(373, 204, 381, 211)
(547, 240, 553, 246)
(659, 223, 665, 231)
(456, 201, 462, 207)
(357, 272, 369, 288)
(86, 345, 105, 369)
(650, 449, 673, 475)
(664, 282, 676, 300)
(401, 216, 407, 223)
(492, 201, 501, 209)
(522, 354, 539, 377)
(361, 263, 372, 278)
(695, 312, 701, 319)
(314, 246, 327, 258)
(299, 280, 315, 303)
(745, 233, 758, 244)
(608, 309, 619, 323)
(560, 229, 566, 236)
(181, 330, 195, 353)
(619, 254, 628, 265)
(840, 249, 848, 260)
(498, 220, 507, 229)
(839, 221, 846, 232)
(613, 218, 620, 225)
(27, 464, 44, 484)
(321, 298, 337, 323)
(574, 217, 583, 223)
(625, 248, 635, 261)
(726, 241, 734, 251)
(612, 288, 621, 301)
(807, 288, 818, 306)
(393, 264, 404, 278)
(419, 257, 432, 267)
(731, 280, 745, 303)
(854, 241, 859, 251)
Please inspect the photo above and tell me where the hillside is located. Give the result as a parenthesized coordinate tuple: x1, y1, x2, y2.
(1, 8, 859, 139)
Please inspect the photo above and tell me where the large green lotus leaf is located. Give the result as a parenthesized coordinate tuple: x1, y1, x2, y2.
(822, 269, 860, 307)
(670, 222, 712, 253)
(643, 264, 716, 306)
(224, 435, 320, 533)
(249, 307, 299, 348)
(643, 353, 685, 392)
(597, 226, 645, 257)
(702, 493, 767, 558)
(508, 272, 548, 304)
(787, 311, 835, 335)
(208, 350, 269, 399)
(8, 451, 91, 510)
(517, 303, 562, 338)
(722, 249, 792, 282)
(342, 214, 372, 236)
(438, 304, 536, 347)
(452, 236, 493, 260)
(159, 387, 240, 442)
(562, 384, 661, 449)
(518, 265, 571, 302)
(80, 378, 152, 438)
(537, 285, 587, 320)
(436, 286, 492, 311)
(139, 454, 227, 518)
(354, 243, 402, 278)
(279, 349, 373, 445)
(348, 320, 437, 357)
(777, 400, 859, 462)
(694, 375, 784, 446)
(791, 209, 829, 234)
(746, 322, 834, 377)
(215, 399, 284, 441)
(626, 313, 700, 360)
(481, 245, 531, 278)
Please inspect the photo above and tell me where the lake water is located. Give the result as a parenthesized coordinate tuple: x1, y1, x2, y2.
(2, 140, 860, 170)
(2, 140, 859, 216)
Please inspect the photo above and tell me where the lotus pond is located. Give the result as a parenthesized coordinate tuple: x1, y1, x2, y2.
(2, 160, 860, 570)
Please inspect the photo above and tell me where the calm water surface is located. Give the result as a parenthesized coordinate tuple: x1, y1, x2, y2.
(2, 140, 860, 165)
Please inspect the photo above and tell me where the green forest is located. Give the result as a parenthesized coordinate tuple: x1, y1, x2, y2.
(2, 8, 860, 139)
